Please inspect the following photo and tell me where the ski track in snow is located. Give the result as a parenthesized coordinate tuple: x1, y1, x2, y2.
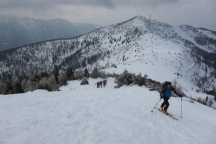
(0, 78, 216, 144)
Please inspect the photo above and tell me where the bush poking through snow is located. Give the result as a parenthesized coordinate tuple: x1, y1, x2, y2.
(59, 73, 68, 86)
(81, 78, 89, 85)
(115, 70, 133, 88)
(115, 70, 148, 88)
(38, 75, 59, 91)
(13, 80, 24, 94)
(207, 97, 214, 107)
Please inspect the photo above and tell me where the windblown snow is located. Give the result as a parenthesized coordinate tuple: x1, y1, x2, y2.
(0, 78, 215, 144)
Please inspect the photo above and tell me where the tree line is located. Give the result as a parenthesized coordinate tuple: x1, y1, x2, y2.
(0, 66, 111, 95)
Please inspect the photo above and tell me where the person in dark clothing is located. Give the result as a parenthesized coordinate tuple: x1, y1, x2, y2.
(95, 82, 100, 88)
(103, 79, 107, 87)
(160, 82, 182, 115)
(99, 81, 102, 88)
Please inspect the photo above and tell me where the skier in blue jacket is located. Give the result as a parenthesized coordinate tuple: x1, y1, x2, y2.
(160, 82, 182, 115)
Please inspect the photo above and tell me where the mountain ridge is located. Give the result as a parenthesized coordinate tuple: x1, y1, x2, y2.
(0, 16, 216, 94)
(0, 15, 101, 51)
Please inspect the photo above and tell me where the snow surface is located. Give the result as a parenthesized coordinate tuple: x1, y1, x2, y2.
(0, 78, 216, 144)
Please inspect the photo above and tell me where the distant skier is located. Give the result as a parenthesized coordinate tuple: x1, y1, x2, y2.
(160, 82, 182, 115)
(99, 81, 103, 88)
(103, 79, 107, 87)
(95, 82, 100, 88)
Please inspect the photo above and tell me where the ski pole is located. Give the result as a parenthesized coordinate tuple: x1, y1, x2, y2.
(181, 97, 182, 118)
(151, 98, 162, 112)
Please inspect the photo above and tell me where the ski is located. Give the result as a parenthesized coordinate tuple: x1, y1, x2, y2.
(158, 108, 178, 120)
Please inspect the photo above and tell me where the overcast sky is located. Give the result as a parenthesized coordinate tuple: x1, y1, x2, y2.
(0, 0, 216, 31)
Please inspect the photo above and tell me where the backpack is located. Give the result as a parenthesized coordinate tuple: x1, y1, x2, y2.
(162, 81, 171, 91)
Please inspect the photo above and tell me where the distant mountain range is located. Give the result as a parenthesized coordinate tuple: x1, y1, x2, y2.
(0, 15, 101, 51)
(0, 16, 216, 92)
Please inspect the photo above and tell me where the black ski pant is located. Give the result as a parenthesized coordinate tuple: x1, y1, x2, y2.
(161, 97, 169, 111)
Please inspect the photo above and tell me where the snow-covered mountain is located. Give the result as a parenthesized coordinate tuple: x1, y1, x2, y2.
(0, 78, 215, 144)
(0, 16, 216, 93)
(0, 15, 100, 51)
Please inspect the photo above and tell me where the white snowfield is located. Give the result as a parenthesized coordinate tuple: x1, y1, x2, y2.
(0, 78, 216, 144)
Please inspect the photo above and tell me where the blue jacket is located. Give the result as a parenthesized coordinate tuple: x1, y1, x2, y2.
(160, 87, 180, 99)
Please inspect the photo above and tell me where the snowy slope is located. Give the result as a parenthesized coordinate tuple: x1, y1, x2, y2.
(0, 78, 215, 144)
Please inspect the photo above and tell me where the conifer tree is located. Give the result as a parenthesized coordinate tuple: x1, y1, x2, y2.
(4, 81, 13, 94)
(53, 65, 59, 84)
(90, 67, 99, 78)
(84, 68, 89, 78)
(66, 66, 74, 80)
(13, 81, 24, 94)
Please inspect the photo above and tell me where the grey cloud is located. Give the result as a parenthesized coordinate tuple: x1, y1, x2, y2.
(0, 0, 179, 10)
(113, 0, 179, 8)
(0, 0, 215, 31)
(0, 0, 115, 10)
(0, 0, 182, 15)
(146, 0, 179, 7)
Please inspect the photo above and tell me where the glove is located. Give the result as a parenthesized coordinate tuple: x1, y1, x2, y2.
(179, 95, 183, 97)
